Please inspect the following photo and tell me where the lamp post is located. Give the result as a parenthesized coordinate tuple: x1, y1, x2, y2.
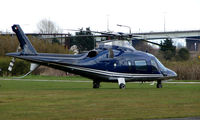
(117, 24, 131, 34)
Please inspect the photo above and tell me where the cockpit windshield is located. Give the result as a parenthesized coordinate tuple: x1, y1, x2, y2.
(155, 57, 167, 71)
(99, 40, 136, 50)
(147, 53, 167, 71)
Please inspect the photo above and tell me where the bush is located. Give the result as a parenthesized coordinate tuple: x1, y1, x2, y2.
(0, 35, 71, 76)
(176, 48, 190, 61)
(29, 36, 69, 54)
(0, 57, 29, 76)
(162, 59, 200, 80)
(11, 60, 30, 76)
(159, 38, 176, 60)
(0, 57, 9, 76)
(0, 36, 18, 56)
(0, 35, 70, 57)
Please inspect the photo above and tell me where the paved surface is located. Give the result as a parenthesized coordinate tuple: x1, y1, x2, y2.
(0, 78, 92, 82)
(165, 82, 200, 84)
(149, 117, 200, 120)
(1, 78, 200, 84)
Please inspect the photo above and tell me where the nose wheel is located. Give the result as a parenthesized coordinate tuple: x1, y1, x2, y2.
(119, 83, 126, 89)
(118, 78, 126, 89)
(156, 80, 162, 88)
(93, 81, 100, 88)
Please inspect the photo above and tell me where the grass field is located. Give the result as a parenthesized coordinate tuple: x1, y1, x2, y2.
(0, 77, 200, 120)
(1, 75, 91, 81)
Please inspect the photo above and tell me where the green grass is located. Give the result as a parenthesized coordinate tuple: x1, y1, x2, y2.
(3, 75, 200, 82)
(0, 78, 200, 120)
(1, 75, 91, 81)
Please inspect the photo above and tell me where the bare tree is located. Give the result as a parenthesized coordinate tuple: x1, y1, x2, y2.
(37, 19, 61, 34)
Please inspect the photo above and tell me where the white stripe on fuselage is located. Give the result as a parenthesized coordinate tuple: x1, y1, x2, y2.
(65, 65, 163, 78)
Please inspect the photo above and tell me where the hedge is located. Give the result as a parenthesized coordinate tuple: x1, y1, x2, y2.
(0, 57, 29, 76)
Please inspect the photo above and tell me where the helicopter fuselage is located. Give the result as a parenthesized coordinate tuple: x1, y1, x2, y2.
(7, 45, 176, 83)
(6, 24, 177, 89)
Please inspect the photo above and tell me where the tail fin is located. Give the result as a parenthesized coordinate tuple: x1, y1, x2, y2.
(12, 24, 37, 55)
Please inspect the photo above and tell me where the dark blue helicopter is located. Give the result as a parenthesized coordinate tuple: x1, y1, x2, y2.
(6, 24, 177, 89)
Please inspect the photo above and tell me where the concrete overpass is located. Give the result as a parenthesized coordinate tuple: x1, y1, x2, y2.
(133, 30, 200, 51)
(133, 30, 200, 40)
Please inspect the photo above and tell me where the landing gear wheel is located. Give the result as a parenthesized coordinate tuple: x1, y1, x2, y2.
(119, 83, 126, 89)
(93, 81, 100, 88)
(156, 80, 162, 88)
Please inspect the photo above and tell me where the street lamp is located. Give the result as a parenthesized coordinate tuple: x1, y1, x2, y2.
(117, 24, 131, 34)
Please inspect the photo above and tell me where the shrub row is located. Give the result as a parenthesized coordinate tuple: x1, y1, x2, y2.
(0, 57, 29, 76)
(0, 35, 70, 57)
(162, 59, 200, 80)
(0, 35, 70, 76)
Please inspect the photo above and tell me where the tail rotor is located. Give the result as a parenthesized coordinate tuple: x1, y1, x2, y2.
(8, 45, 40, 77)
(8, 57, 15, 72)
(8, 45, 21, 72)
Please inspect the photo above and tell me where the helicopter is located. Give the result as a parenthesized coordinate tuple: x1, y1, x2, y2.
(6, 24, 177, 89)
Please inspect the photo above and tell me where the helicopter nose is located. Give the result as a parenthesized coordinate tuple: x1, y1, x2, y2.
(166, 69, 177, 78)
(161, 68, 177, 79)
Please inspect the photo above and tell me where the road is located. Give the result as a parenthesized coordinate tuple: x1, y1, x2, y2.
(1, 78, 200, 84)
(149, 117, 200, 120)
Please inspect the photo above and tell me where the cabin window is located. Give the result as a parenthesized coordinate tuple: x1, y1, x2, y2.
(134, 60, 147, 71)
(151, 60, 158, 72)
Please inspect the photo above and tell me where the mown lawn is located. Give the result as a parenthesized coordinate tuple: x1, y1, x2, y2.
(0, 78, 200, 120)
(1, 75, 91, 81)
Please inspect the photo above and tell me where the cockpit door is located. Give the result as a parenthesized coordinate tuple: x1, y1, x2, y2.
(150, 60, 159, 74)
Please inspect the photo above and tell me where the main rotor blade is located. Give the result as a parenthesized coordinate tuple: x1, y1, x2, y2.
(133, 38, 165, 47)
(140, 39, 163, 46)
(65, 29, 114, 35)
(40, 34, 112, 39)
(65, 29, 143, 39)
(65, 29, 133, 37)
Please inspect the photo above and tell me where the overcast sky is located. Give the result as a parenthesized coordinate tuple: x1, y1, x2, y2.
(0, 0, 200, 33)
